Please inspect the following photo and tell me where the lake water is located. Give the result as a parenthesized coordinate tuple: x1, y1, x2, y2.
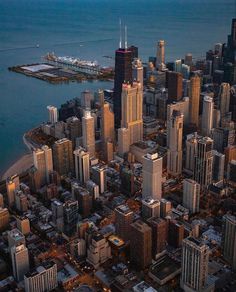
(0, 0, 235, 174)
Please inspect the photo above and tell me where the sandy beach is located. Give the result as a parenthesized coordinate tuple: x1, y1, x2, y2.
(1, 153, 33, 181)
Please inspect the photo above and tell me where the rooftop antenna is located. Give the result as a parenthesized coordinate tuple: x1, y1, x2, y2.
(125, 25, 128, 49)
(119, 19, 122, 48)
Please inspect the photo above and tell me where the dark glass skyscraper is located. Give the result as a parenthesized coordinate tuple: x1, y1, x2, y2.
(114, 48, 133, 127)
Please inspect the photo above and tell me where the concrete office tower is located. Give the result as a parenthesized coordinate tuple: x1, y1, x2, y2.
(115, 204, 134, 242)
(0, 193, 3, 208)
(147, 217, 167, 257)
(8, 228, 25, 249)
(194, 137, 214, 189)
(101, 99, 115, 162)
(132, 58, 143, 89)
(189, 76, 201, 127)
(82, 110, 95, 157)
(52, 138, 74, 176)
(222, 214, 236, 270)
(0, 208, 9, 231)
(33, 145, 53, 188)
(47, 105, 58, 124)
(167, 110, 183, 177)
(6, 175, 20, 207)
(87, 234, 111, 269)
(167, 71, 183, 102)
(181, 237, 210, 292)
(11, 244, 29, 282)
(183, 179, 200, 214)
(167, 97, 189, 126)
(185, 53, 193, 66)
(81, 90, 93, 108)
(74, 147, 90, 184)
(182, 64, 190, 79)
(142, 198, 160, 220)
(201, 96, 214, 137)
(117, 127, 130, 156)
(130, 220, 152, 270)
(24, 261, 57, 292)
(92, 165, 107, 194)
(174, 59, 182, 72)
(219, 83, 231, 119)
(212, 151, 225, 182)
(156, 40, 165, 70)
(51, 199, 64, 231)
(185, 133, 199, 173)
(142, 153, 162, 200)
(114, 45, 133, 128)
(121, 82, 143, 145)
(160, 199, 172, 217)
(17, 217, 30, 235)
(228, 160, 236, 186)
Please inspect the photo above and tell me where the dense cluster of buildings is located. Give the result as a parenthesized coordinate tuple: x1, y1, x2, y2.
(0, 18, 236, 292)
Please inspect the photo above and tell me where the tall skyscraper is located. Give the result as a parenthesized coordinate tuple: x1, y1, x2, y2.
(52, 138, 74, 176)
(130, 220, 152, 270)
(142, 153, 162, 200)
(11, 244, 29, 282)
(147, 217, 167, 257)
(91, 165, 107, 194)
(117, 127, 130, 156)
(121, 82, 143, 145)
(183, 179, 200, 214)
(114, 44, 133, 127)
(194, 137, 214, 189)
(219, 83, 230, 120)
(185, 133, 199, 174)
(33, 145, 53, 188)
(115, 204, 133, 242)
(74, 147, 90, 184)
(174, 59, 182, 72)
(142, 198, 160, 220)
(189, 76, 201, 127)
(8, 228, 25, 249)
(24, 261, 57, 292)
(100, 98, 115, 162)
(0, 208, 9, 231)
(47, 105, 58, 124)
(212, 151, 225, 182)
(167, 110, 183, 177)
(155, 40, 165, 70)
(181, 237, 210, 292)
(82, 110, 95, 157)
(222, 215, 236, 270)
(6, 175, 20, 207)
(201, 96, 214, 137)
(132, 58, 143, 89)
(167, 72, 183, 101)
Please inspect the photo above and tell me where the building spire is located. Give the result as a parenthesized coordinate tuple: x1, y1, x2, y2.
(125, 25, 128, 49)
(119, 19, 122, 48)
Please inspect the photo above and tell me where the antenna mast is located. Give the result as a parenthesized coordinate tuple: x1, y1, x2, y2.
(125, 25, 128, 49)
(119, 19, 122, 48)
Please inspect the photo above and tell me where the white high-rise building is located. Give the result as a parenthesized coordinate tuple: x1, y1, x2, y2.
(132, 58, 143, 90)
(47, 105, 58, 124)
(194, 137, 214, 189)
(219, 82, 230, 119)
(92, 165, 107, 194)
(167, 110, 183, 177)
(82, 110, 95, 157)
(74, 147, 90, 184)
(183, 179, 200, 214)
(174, 59, 182, 72)
(201, 96, 214, 137)
(181, 237, 210, 292)
(121, 82, 143, 145)
(24, 261, 57, 292)
(33, 145, 53, 187)
(156, 40, 165, 70)
(142, 153, 162, 200)
(6, 175, 20, 207)
(11, 244, 29, 282)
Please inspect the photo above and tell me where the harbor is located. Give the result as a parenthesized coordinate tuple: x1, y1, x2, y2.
(9, 53, 114, 84)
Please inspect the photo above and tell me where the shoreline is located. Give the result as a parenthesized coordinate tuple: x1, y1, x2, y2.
(1, 133, 35, 181)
